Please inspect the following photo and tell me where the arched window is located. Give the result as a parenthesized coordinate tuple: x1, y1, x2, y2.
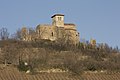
(58, 17, 62, 21)
(52, 32, 53, 36)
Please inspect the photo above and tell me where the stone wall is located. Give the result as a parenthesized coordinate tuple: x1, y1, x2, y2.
(64, 24, 76, 30)
(65, 29, 80, 44)
(36, 25, 57, 41)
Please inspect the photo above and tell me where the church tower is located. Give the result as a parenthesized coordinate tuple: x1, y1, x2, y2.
(51, 14, 64, 27)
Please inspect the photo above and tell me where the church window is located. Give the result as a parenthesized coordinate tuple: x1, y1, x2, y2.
(76, 33, 79, 36)
(52, 32, 53, 36)
(60, 17, 62, 20)
(58, 17, 62, 21)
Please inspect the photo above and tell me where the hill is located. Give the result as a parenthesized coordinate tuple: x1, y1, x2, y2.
(0, 40, 120, 78)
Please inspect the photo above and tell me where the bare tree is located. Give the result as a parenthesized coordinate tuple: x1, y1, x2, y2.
(15, 29, 22, 40)
(28, 27, 36, 40)
(10, 28, 23, 40)
(0, 40, 22, 66)
(0, 27, 9, 40)
(21, 27, 29, 41)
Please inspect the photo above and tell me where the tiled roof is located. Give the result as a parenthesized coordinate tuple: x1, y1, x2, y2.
(64, 23, 76, 26)
(51, 14, 64, 18)
(65, 28, 77, 31)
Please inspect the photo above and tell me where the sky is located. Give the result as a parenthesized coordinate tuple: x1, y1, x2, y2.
(0, 0, 120, 47)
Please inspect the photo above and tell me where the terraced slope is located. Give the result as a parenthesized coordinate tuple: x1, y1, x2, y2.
(0, 66, 83, 80)
(0, 66, 120, 80)
(83, 72, 120, 80)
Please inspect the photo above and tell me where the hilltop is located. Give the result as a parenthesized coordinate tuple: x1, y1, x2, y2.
(0, 16, 120, 79)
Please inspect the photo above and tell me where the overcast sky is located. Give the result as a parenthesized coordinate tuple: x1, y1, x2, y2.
(0, 0, 120, 47)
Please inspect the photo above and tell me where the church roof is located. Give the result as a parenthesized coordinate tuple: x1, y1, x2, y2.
(65, 28, 77, 31)
(51, 14, 64, 18)
(64, 23, 76, 26)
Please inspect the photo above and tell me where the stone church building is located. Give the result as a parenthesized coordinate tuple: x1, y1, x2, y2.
(21, 14, 80, 45)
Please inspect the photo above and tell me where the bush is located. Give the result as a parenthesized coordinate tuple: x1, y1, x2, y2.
(18, 61, 30, 72)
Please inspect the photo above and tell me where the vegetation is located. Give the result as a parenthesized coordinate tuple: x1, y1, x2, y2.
(0, 27, 120, 75)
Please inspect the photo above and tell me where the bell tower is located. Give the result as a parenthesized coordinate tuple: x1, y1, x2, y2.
(51, 14, 64, 27)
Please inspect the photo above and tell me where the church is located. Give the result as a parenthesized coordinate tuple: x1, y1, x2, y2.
(21, 14, 80, 45)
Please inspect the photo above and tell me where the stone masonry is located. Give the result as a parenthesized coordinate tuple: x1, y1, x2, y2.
(21, 14, 80, 45)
